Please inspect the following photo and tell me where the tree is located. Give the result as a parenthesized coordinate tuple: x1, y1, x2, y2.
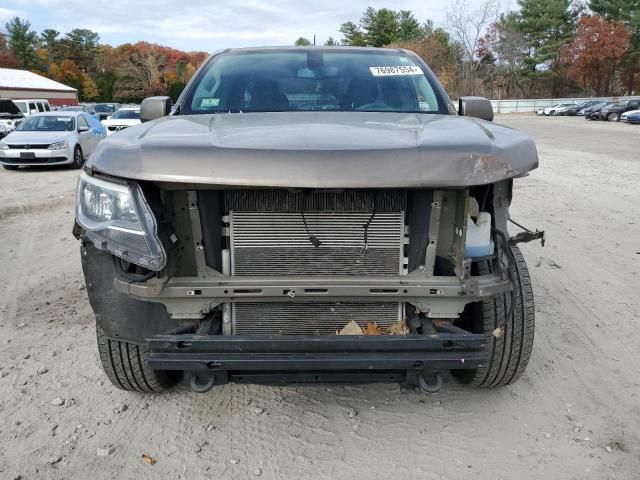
(360, 7, 400, 47)
(294, 37, 312, 46)
(445, 0, 498, 94)
(479, 12, 531, 97)
(0, 32, 21, 68)
(339, 21, 367, 46)
(389, 27, 464, 94)
(324, 37, 339, 46)
(81, 75, 99, 100)
(589, 0, 640, 93)
(60, 29, 100, 75)
(562, 15, 631, 95)
(40, 29, 59, 70)
(517, 0, 578, 96)
(5, 17, 39, 69)
(397, 10, 426, 42)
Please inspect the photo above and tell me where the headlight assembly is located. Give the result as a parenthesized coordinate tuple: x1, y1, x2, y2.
(0, 141, 8, 150)
(75, 172, 166, 271)
(48, 141, 68, 150)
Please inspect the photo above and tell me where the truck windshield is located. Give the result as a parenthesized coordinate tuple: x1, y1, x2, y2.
(183, 49, 447, 115)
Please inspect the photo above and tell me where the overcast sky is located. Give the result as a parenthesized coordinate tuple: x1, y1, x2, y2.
(0, 0, 505, 52)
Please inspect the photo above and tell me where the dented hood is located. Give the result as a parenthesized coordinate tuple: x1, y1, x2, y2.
(87, 112, 538, 188)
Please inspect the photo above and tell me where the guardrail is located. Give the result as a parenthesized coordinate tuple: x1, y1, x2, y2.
(490, 96, 640, 113)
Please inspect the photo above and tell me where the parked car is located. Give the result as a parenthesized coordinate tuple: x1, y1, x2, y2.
(625, 111, 640, 124)
(74, 46, 542, 394)
(598, 99, 640, 121)
(60, 105, 95, 114)
(621, 109, 640, 124)
(0, 111, 105, 170)
(101, 106, 141, 135)
(586, 102, 617, 120)
(93, 103, 120, 121)
(563, 101, 601, 116)
(12, 99, 51, 117)
(544, 103, 575, 116)
(578, 101, 606, 116)
(0, 98, 24, 134)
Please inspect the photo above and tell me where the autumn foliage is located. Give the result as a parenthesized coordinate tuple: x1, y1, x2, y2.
(562, 15, 631, 95)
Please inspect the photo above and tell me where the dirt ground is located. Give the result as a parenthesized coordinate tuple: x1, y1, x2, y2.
(0, 115, 639, 480)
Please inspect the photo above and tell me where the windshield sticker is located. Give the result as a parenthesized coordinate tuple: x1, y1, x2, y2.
(370, 66, 423, 76)
(200, 98, 220, 108)
(57, 117, 73, 121)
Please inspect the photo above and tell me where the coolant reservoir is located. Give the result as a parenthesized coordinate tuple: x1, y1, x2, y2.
(466, 212, 495, 258)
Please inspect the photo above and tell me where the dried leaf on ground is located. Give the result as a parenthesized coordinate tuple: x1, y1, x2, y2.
(337, 320, 363, 335)
(142, 454, 157, 465)
(363, 322, 383, 335)
(386, 320, 409, 336)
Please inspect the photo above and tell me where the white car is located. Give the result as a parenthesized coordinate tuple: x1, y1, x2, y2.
(101, 107, 141, 135)
(0, 111, 105, 170)
(621, 109, 640, 122)
(0, 99, 25, 134)
(544, 103, 576, 116)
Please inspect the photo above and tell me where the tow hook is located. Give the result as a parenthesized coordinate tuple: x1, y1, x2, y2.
(189, 373, 216, 393)
(508, 218, 545, 247)
(417, 372, 445, 393)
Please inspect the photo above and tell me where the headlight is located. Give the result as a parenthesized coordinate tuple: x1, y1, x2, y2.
(0, 141, 8, 150)
(75, 172, 166, 271)
(48, 141, 68, 150)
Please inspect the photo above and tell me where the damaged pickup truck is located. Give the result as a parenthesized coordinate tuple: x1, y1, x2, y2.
(74, 47, 543, 393)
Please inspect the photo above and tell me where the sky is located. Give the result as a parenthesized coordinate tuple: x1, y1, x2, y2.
(0, 0, 497, 52)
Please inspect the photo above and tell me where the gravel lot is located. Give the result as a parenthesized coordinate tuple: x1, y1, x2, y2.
(1, 115, 639, 480)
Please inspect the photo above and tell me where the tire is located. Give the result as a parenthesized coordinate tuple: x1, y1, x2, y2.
(71, 145, 84, 169)
(453, 245, 535, 387)
(3, 165, 18, 170)
(607, 112, 619, 122)
(96, 325, 179, 392)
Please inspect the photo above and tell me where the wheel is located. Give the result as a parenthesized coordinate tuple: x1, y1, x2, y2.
(71, 145, 84, 169)
(3, 165, 18, 170)
(96, 325, 179, 392)
(607, 112, 619, 122)
(453, 245, 535, 387)
(550, 110, 556, 116)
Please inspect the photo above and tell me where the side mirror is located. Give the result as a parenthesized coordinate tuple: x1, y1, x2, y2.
(458, 96, 494, 121)
(140, 96, 172, 122)
(78, 125, 89, 132)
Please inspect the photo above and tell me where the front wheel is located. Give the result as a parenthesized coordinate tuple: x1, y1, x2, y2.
(71, 145, 84, 169)
(453, 245, 535, 387)
(607, 112, 620, 122)
(96, 325, 179, 392)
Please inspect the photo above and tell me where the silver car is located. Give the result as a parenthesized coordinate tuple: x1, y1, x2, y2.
(0, 111, 105, 170)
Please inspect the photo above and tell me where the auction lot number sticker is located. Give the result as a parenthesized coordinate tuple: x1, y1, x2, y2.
(370, 66, 423, 76)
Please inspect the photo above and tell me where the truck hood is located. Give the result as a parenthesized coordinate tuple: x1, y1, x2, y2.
(87, 112, 538, 188)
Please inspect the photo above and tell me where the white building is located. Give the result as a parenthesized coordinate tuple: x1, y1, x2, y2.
(0, 68, 78, 107)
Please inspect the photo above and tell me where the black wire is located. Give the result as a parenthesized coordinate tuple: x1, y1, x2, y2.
(492, 228, 518, 328)
(360, 210, 376, 254)
(301, 210, 321, 248)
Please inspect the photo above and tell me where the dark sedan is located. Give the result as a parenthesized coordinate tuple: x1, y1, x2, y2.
(563, 100, 601, 116)
(586, 102, 617, 120)
(598, 99, 640, 122)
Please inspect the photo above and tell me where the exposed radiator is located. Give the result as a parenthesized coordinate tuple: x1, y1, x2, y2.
(232, 302, 402, 336)
(225, 190, 407, 335)
(230, 212, 405, 276)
